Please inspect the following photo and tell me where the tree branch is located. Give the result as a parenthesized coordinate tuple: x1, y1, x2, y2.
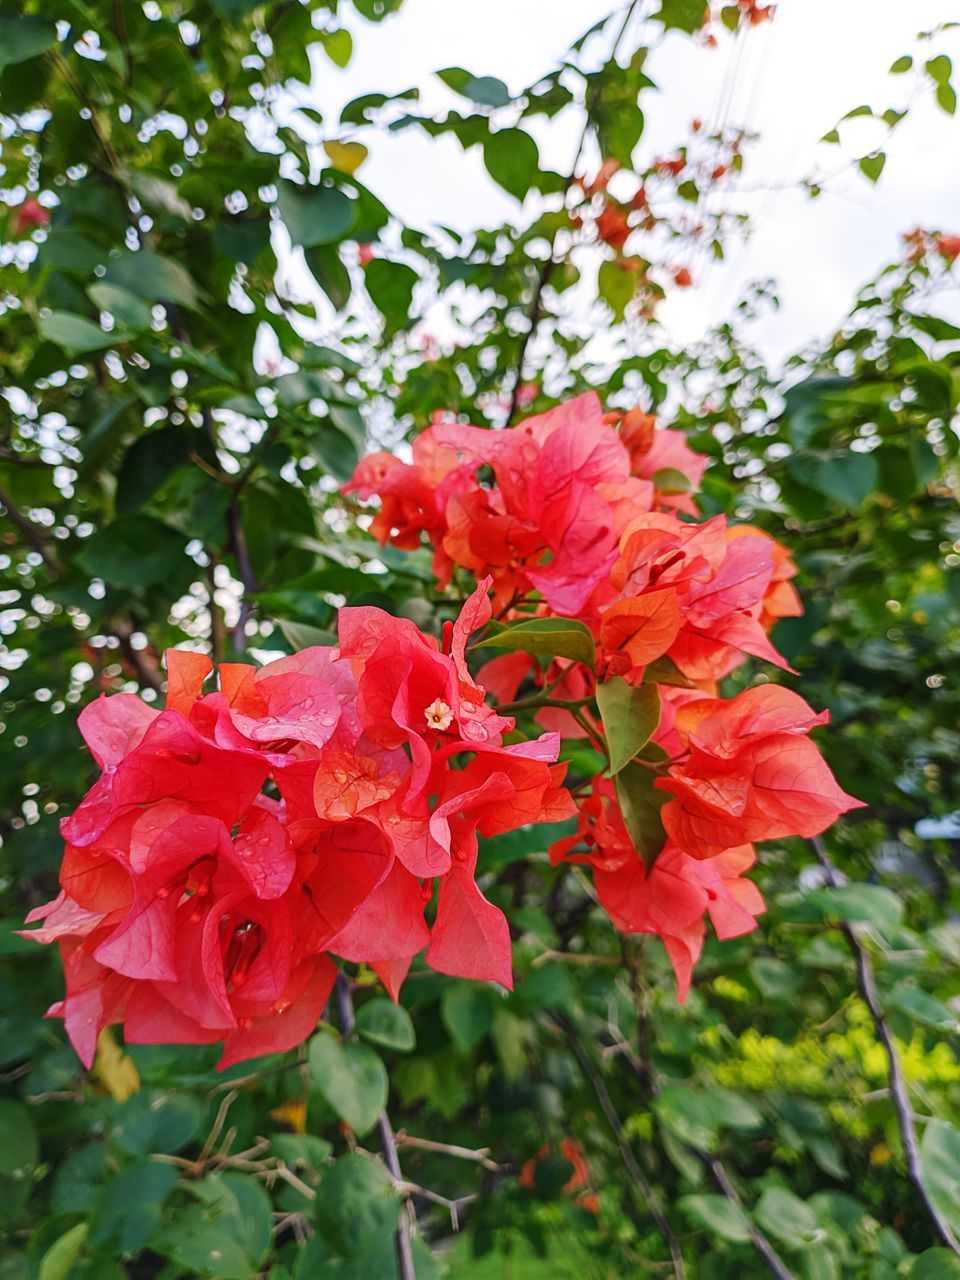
(552, 1013, 686, 1278)
(505, 0, 644, 423)
(0, 486, 64, 576)
(811, 837, 960, 1255)
(335, 974, 416, 1280)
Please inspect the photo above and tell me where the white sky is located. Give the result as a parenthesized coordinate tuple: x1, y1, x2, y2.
(294, 0, 960, 366)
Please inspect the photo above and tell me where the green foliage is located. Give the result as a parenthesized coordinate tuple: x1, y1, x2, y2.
(2, 0, 960, 1276)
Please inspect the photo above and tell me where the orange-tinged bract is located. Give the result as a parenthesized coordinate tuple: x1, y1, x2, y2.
(347, 393, 861, 995)
(24, 580, 573, 1068)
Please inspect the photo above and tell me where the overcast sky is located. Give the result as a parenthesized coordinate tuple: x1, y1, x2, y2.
(294, 0, 960, 365)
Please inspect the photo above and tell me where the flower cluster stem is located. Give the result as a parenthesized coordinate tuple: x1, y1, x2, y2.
(335, 973, 417, 1279)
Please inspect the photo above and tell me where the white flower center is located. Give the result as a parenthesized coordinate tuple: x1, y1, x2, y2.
(424, 698, 454, 731)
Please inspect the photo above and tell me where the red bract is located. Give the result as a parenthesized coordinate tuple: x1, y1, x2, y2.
(656, 685, 865, 858)
(551, 778, 764, 999)
(344, 393, 711, 615)
(598, 511, 798, 680)
(24, 582, 572, 1068)
(12, 197, 50, 235)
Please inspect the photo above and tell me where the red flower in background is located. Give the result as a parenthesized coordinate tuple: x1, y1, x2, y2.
(12, 198, 50, 235)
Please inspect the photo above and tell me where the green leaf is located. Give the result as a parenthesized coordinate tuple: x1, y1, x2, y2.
(651, 466, 693, 494)
(754, 1187, 822, 1248)
(304, 243, 352, 309)
(39, 312, 133, 355)
(103, 250, 200, 308)
(51, 1144, 108, 1215)
(123, 171, 193, 220)
(320, 28, 353, 67)
(364, 258, 418, 334)
(889, 55, 913, 73)
(76, 515, 188, 588)
(209, 0, 263, 16)
(438, 67, 511, 107)
(0, 1100, 38, 1177)
(925, 54, 953, 85)
(278, 181, 356, 248)
(313, 1153, 401, 1260)
(807, 884, 903, 937)
(598, 258, 636, 322)
(109, 1089, 202, 1155)
(473, 616, 595, 667)
(652, 1086, 758, 1152)
(596, 678, 660, 774)
(656, 0, 707, 32)
(355, 997, 416, 1052)
(654, 1086, 722, 1150)
(271, 1134, 332, 1171)
(152, 1173, 272, 1279)
(89, 1161, 179, 1253)
(483, 128, 540, 200)
(0, 16, 57, 73)
(912, 1250, 960, 1279)
(116, 426, 194, 513)
(750, 956, 802, 1001)
(920, 1120, 960, 1233)
(679, 1194, 752, 1242)
(786, 451, 878, 508)
(936, 81, 958, 115)
(309, 1036, 388, 1136)
(858, 152, 887, 183)
(87, 283, 154, 331)
(614, 760, 667, 870)
(38, 1224, 88, 1280)
(441, 984, 496, 1052)
(888, 983, 959, 1031)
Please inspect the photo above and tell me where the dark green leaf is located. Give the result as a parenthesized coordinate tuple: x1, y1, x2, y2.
(596, 678, 660, 774)
(278, 182, 356, 247)
(75, 515, 188, 588)
(473, 616, 595, 667)
(355, 997, 416, 1052)
(614, 760, 667, 870)
(483, 128, 540, 200)
(0, 16, 57, 73)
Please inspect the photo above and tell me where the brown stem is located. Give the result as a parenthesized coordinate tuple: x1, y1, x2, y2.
(335, 974, 416, 1280)
(552, 1013, 686, 1278)
(111, 618, 164, 694)
(0, 485, 64, 576)
(505, 0, 644, 423)
(811, 837, 960, 1255)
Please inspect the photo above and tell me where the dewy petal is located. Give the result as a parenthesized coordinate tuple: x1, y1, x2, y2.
(164, 648, 213, 716)
(76, 693, 158, 770)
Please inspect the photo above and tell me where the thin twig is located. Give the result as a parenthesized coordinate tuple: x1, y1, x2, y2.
(335, 974, 416, 1280)
(552, 1013, 686, 1278)
(111, 618, 164, 693)
(395, 1133, 501, 1173)
(0, 486, 64, 576)
(811, 837, 960, 1255)
(505, 0, 644, 423)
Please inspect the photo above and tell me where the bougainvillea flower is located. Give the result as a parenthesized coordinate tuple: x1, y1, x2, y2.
(657, 686, 864, 858)
(551, 778, 764, 999)
(600, 512, 795, 680)
(27, 575, 576, 1068)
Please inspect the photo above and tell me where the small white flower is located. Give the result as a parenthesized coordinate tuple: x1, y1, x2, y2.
(424, 698, 454, 731)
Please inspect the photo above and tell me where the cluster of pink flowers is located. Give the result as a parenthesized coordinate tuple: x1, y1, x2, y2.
(25, 583, 572, 1068)
(346, 394, 863, 996)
